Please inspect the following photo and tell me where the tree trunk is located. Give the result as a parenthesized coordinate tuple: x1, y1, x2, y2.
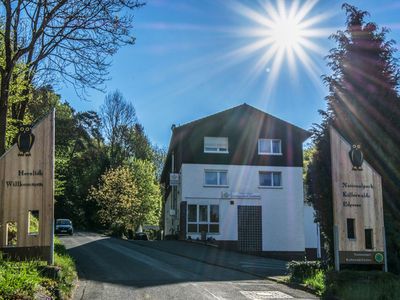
(0, 67, 14, 155)
(0, 75, 10, 156)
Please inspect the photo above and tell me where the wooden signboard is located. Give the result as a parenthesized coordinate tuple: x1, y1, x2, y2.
(0, 111, 54, 264)
(330, 126, 386, 270)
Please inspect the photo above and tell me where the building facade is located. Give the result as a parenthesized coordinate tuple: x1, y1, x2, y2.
(161, 104, 319, 259)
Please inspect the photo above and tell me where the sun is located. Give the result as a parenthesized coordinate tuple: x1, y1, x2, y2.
(270, 16, 303, 50)
(227, 0, 331, 95)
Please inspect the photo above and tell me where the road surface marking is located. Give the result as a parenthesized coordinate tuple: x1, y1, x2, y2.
(240, 291, 293, 299)
(189, 283, 227, 300)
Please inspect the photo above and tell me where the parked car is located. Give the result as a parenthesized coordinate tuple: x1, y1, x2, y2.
(55, 219, 73, 235)
(133, 232, 148, 240)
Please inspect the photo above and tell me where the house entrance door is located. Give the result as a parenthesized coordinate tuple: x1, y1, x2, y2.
(237, 206, 262, 252)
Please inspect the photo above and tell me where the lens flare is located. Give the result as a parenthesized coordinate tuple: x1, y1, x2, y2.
(228, 0, 333, 97)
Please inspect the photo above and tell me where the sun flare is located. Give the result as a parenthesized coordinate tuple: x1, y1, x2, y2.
(227, 0, 332, 96)
(270, 16, 303, 49)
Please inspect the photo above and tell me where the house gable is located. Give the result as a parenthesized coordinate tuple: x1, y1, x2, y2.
(161, 103, 310, 186)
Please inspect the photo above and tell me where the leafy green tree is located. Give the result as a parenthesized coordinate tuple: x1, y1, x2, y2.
(306, 4, 400, 272)
(131, 123, 154, 161)
(129, 159, 162, 228)
(53, 102, 108, 228)
(87, 166, 139, 236)
(303, 145, 316, 182)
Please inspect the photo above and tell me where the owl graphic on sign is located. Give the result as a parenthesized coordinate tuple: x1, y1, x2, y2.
(17, 125, 35, 156)
(349, 144, 363, 171)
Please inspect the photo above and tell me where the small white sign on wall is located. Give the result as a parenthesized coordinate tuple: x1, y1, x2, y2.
(169, 173, 179, 186)
(221, 191, 261, 199)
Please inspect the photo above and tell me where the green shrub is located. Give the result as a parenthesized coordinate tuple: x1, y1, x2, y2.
(304, 269, 325, 296)
(287, 260, 323, 282)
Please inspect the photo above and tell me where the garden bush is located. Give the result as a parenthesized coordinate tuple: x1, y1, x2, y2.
(287, 260, 324, 282)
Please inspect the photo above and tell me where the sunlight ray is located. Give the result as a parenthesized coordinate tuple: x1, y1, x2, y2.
(286, 47, 298, 79)
(288, 0, 301, 20)
(293, 45, 323, 85)
(264, 47, 286, 97)
(263, 1, 280, 23)
(226, 0, 332, 96)
(298, 37, 326, 53)
(301, 28, 337, 37)
(294, 0, 319, 23)
(223, 38, 275, 60)
(230, 1, 275, 28)
(298, 12, 334, 29)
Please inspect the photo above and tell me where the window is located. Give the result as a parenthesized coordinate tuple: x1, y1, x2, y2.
(204, 137, 229, 153)
(6, 222, 17, 246)
(365, 229, 373, 249)
(188, 205, 198, 232)
(209, 205, 219, 233)
(258, 139, 282, 155)
(187, 204, 220, 233)
(28, 210, 39, 235)
(259, 171, 282, 187)
(347, 218, 355, 239)
(205, 170, 228, 186)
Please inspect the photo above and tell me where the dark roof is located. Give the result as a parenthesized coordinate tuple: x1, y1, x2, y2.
(160, 103, 310, 183)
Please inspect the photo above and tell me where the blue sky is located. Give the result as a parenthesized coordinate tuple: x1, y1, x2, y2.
(59, 0, 400, 148)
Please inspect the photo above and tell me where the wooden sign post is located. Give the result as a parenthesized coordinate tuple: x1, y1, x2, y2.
(330, 126, 386, 271)
(0, 111, 55, 264)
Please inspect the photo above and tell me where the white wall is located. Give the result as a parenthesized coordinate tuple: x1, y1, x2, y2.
(164, 192, 174, 235)
(181, 163, 306, 252)
(304, 204, 318, 249)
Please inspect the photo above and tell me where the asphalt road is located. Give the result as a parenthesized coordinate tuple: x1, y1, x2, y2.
(60, 232, 316, 300)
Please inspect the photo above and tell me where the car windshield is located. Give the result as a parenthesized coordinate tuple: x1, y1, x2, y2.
(56, 220, 71, 225)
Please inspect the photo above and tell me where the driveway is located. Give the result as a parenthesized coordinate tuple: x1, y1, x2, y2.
(60, 232, 316, 300)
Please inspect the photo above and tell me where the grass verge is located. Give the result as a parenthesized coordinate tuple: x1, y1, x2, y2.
(0, 237, 77, 300)
(325, 270, 400, 300)
(288, 261, 400, 299)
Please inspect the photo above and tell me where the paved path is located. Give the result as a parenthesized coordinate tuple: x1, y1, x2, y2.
(60, 232, 317, 300)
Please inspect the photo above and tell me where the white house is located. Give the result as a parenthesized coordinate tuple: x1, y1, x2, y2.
(161, 104, 319, 259)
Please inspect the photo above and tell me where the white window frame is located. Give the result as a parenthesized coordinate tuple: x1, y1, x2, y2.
(258, 171, 283, 188)
(204, 137, 229, 154)
(258, 139, 282, 155)
(204, 170, 228, 187)
(187, 204, 220, 234)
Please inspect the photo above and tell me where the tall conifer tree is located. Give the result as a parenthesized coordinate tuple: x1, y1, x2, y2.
(307, 4, 400, 272)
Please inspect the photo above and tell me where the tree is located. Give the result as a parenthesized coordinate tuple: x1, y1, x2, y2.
(100, 90, 137, 166)
(52, 100, 107, 228)
(0, 0, 144, 155)
(129, 159, 162, 228)
(131, 123, 154, 161)
(306, 4, 400, 272)
(87, 166, 139, 236)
